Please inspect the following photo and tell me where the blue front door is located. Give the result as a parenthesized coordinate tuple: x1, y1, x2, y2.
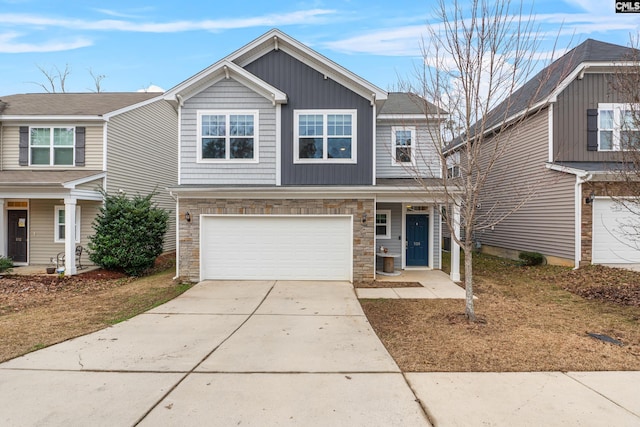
(406, 214, 428, 266)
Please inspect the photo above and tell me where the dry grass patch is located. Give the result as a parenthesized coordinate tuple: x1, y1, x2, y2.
(361, 254, 640, 372)
(0, 258, 192, 363)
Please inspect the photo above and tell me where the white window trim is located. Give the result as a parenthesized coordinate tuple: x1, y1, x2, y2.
(446, 151, 461, 178)
(375, 209, 391, 239)
(294, 109, 357, 164)
(196, 110, 259, 163)
(54, 205, 81, 243)
(598, 103, 640, 152)
(29, 126, 76, 166)
(391, 126, 416, 166)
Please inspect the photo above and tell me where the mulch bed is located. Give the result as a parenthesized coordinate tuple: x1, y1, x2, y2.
(353, 281, 423, 288)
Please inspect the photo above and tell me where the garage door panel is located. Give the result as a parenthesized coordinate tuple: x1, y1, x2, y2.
(201, 216, 352, 281)
(592, 199, 640, 263)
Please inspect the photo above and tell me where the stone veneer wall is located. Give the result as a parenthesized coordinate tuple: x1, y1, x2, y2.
(177, 198, 375, 282)
(581, 181, 634, 265)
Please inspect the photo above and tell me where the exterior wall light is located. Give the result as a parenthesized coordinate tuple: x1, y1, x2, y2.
(585, 192, 595, 204)
(185, 212, 191, 222)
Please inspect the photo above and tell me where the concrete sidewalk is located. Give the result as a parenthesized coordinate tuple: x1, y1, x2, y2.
(1, 280, 639, 426)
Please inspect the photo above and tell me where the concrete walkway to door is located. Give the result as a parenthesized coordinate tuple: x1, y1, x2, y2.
(0, 280, 431, 426)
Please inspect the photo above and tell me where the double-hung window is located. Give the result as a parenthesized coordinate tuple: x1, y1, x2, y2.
(30, 127, 74, 166)
(294, 110, 357, 163)
(446, 151, 461, 178)
(198, 111, 258, 161)
(391, 126, 416, 166)
(54, 206, 81, 243)
(598, 104, 640, 151)
(375, 210, 391, 239)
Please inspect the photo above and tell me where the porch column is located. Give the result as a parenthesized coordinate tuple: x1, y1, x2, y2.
(64, 197, 77, 276)
(450, 203, 461, 282)
(0, 199, 4, 257)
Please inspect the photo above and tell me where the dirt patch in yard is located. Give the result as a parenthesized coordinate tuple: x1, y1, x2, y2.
(362, 254, 640, 372)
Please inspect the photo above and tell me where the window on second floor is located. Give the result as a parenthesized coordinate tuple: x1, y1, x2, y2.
(391, 126, 416, 166)
(197, 111, 259, 162)
(294, 110, 357, 163)
(598, 104, 640, 151)
(446, 151, 461, 178)
(30, 127, 75, 166)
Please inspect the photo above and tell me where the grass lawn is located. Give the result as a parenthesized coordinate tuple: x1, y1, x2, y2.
(361, 252, 640, 372)
(0, 257, 193, 363)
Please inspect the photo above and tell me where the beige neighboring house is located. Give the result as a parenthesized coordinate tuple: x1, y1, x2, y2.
(0, 92, 178, 274)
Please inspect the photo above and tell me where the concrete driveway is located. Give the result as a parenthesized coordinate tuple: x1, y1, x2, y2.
(0, 280, 430, 426)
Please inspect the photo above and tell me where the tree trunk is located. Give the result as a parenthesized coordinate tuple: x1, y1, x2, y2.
(464, 246, 476, 321)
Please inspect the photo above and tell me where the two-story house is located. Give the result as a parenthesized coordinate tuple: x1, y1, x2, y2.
(165, 29, 461, 283)
(452, 39, 640, 268)
(0, 93, 177, 275)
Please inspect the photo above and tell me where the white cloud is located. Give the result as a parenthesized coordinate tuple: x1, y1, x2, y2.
(0, 9, 337, 33)
(0, 32, 91, 53)
(323, 25, 427, 56)
(137, 84, 164, 93)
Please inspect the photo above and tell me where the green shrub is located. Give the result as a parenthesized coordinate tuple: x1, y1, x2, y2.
(0, 256, 13, 274)
(518, 251, 545, 266)
(88, 191, 169, 276)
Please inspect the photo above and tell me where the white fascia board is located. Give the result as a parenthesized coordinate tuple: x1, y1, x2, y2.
(69, 189, 103, 201)
(228, 29, 387, 103)
(62, 172, 106, 189)
(0, 115, 104, 122)
(545, 163, 593, 178)
(377, 113, 447, 121)
(164, 60, 287, 105)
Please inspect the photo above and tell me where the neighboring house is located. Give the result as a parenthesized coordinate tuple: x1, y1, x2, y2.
(449, 39, 640, 268)
(164, 29, 460, 283)
(0, 93, 178, 274)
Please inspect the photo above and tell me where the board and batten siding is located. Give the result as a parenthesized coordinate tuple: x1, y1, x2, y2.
(244, 49, 374, 185)
(376, 123, 441, 178)
(180, 79, 276, 185)
(477, 108, 576, 260)
(106, 99, 177, 251)
(1, 124, 104, 170)
(554, 73, 627, 162)
(28, 199, 100, 265)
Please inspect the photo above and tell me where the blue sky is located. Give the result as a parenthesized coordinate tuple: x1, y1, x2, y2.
(0, 0, 638, 95)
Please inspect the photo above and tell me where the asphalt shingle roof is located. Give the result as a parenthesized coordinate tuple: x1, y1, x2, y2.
(379, 92, 446, 115)
(0, 92, 160, 116)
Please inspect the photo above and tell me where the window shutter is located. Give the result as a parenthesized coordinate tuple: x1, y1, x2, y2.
(19, 126, 29, 166)
(75, 127, 85, 166)
(587, 109, 598, 151)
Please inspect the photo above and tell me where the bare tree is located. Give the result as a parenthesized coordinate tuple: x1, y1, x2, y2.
(30, 64, 71, 93)
(403, 0, 562, 320)
(88, 68, 107, 93)
(608, 36, 640, 251)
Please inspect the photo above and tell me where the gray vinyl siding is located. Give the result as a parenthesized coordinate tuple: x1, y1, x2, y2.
(433, 207, 441, 269)
(244, 50, 374, 185)
(180, 79, 276, 185)
(554, 73, 627, 162)
(478, 109, 575, 260)
(27, 199, 100, 265)
(376, 122, 441, 178)
(106, 99, 177, 251)
(1, 124, 103, 170)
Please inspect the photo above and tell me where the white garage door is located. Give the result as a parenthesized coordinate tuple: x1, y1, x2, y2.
(592, 198, 640, 263)
(200, 215, 352, 281)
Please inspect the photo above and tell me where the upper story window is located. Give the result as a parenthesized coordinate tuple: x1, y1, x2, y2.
(30, 127, 74, 166)
(294, 110, 357, 163)
(598, 104, 640, 151)
(391, 126, 416, 166)
(197, 111, 258, 162)
(446, 151, 461, 178)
